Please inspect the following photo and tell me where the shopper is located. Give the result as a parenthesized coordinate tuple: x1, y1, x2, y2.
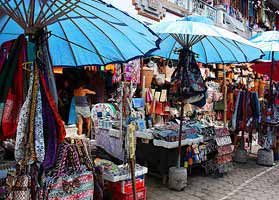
(74, 81, 96, 135)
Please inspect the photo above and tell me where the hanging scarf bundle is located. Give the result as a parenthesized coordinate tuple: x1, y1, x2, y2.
(231, 91, 261, 131)
(170, 49, 207, 107)
(40, 67, 66, 169)
(0, 35, 26, 140)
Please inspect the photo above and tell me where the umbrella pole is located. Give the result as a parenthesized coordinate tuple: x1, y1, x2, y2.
(177, 48, 188, 168)
(177, 101, 184, 168)
(223, 66, 227, 127)
(270, 51, 275, 106)
(129, 158, 137, 200)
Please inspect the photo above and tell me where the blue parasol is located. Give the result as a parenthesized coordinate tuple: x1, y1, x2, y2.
(250, 30, 279, 104)
(150, 15, 263, 168)
(150, 15, 263, 64)
(0, 0, 160, 67)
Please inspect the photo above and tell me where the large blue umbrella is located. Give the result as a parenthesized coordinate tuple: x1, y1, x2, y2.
(150, 15, 263, 64)
(150, 15, 263, 168)
(0, 0, 160, 67)
(250, 31, 279, 61)
(250, 30, 279, 104)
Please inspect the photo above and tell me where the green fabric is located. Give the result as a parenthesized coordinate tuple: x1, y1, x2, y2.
(27, 42, 36, 62)
(0, 35, 25, 102)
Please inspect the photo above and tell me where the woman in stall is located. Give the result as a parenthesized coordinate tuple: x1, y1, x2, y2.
(74, 81, 96, 135)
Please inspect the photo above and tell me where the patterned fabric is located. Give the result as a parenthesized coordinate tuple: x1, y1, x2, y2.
(47, 143, 94, 200)
(1, 39, 25, 139)
(27, 65, 39, 163)
(34, 81, 45, 163)
(95, 128, 124, 160)
(15, 72, 33, 163)
(0, 36, 26, 137)
(170, 49, 206, 106)
(6, 174, 31, 200)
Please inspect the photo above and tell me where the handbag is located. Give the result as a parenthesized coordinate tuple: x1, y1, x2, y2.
(213, 100, 224, 111)
(66, 139, 103, 200)
(6, 167, 31, 200)
(47, 143, 94, 200)
(171, 50, 206, 99)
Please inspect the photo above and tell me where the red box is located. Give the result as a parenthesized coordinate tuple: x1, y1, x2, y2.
(109, 178, 145, 194)
(113, 187, 146, 200)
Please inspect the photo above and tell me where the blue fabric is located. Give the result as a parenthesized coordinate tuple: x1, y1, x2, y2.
(68, 97, 77, 125)
(0, 0, 160, 67)
(249, 31, 279, 61)
(150, 15, 263, 64)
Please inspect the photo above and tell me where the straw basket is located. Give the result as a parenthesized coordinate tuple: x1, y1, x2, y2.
(257, 148, 274, 166)
(142, 68, 153, 88)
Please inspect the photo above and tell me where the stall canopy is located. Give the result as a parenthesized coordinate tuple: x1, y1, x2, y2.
(149, 15, 264, 168)
(249, 31, 279, 61)
(150, 15, 263, 64)
(250, 31, 279, 102)
(0, 0, 160, 67)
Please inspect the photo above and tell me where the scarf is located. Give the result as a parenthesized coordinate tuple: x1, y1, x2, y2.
(1, 37, 26, 140)
(0, 35, 26, 137)
(39, 70, 65, 142)
(15, 70, 34, 163)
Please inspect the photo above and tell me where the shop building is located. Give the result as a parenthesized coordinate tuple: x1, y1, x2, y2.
(105, 0, 279, 38)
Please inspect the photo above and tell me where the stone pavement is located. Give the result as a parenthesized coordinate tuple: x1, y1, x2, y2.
(146, 156, 279, 200)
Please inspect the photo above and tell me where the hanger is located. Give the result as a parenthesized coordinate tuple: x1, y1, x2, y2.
(37, 48, 43, 59)
(22, 61, 33, 72)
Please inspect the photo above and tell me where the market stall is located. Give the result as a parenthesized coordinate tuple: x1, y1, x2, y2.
(0, 1, 161, 200)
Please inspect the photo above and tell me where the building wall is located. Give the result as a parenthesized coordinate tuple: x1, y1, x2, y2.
(104, 0, 274, 38)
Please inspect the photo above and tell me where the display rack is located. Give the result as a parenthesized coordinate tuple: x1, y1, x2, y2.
(215, 127, 233, 173)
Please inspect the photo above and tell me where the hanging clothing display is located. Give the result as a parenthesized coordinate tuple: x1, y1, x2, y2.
(0, 35, 26, 139)
(15, 68, 34, 163)
(231, 91, 261, 131)
(41, 39, 58, 106)
(39, 69, 66, 143)
(170, 49, 207, 107)
(1, 44, 25, 140)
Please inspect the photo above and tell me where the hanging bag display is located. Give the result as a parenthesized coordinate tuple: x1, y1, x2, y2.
(170, 49, 206, 106)
(6, 169, 31, 200)
(46, 143, 94, 200)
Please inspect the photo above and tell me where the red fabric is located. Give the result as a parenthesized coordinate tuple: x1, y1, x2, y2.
(39, 71, 66, 143)
(1, 38, 25, 140)
(252, 61, 279, 82)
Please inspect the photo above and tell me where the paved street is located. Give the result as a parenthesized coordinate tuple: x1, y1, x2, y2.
(146, 156, 279, 200)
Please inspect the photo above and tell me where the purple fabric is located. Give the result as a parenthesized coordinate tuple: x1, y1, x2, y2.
(41, 86, 57, 170)
(95, 128, 124, 161)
